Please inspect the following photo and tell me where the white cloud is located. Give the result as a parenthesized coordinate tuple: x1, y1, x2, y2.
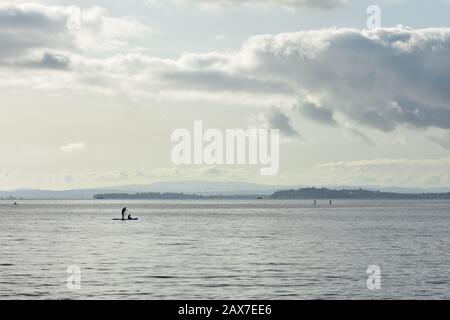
(59, 142, 86, 153)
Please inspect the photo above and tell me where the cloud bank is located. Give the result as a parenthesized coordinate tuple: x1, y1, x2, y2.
(317, 157, 450, 169)
(1, 2, 450, 139)
(0, 2, 151, 68)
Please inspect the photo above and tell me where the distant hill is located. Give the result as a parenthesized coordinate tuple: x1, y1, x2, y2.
(0, 180, 302, 199)
(93, 192, 262, 200)
(0, 188, 115, 200)
(93, 187, 450, 200)
(270, 187, 450, 200)
(105, 180, 299, 195)
(1, 181, 450, 200)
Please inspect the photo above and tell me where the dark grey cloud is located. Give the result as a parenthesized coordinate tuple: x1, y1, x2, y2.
(38, 52, 70, 70)
(265, 107, 301, 138)
(0, 4, 66, 30)
(8, 51, 71, 70)
(237, 28, 450, 132)
(0, 3, 150, 70)
(297, 101, 337, 126)
(245, 29, 450, 131)
(0, 3, 75, 60)
(154, 28, 450, 134)
(394, 98, 450, 130)
(139, 28, 450, 134)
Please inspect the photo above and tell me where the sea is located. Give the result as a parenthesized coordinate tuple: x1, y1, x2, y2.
(0, 200, 449, 299)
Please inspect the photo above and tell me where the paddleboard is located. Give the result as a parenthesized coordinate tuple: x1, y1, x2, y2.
(113, 218, 138, 221)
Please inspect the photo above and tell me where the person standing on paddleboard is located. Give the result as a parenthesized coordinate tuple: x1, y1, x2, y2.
(121, 207, 128, 221)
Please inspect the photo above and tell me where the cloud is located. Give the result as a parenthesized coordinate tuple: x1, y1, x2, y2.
(157, 27, 450, 134)
(265, 107, 301, 138)
(297, 101, 337, 126)
(250, 107, 301, 138)
(162, 69, 294, 95)
(427, 132, 450, 149)
(33, 52, 70, 69)
(146, 0, 348, 10)
(1, 3, 450, 137)
(236, 27, 450, 132)
(0, 3, 151, 68)
(59, 142, 86, 153)
(317, 157, 450, 169)
(343, 122, 374, 146)
(346, 127, 374, 146)
(40, 51, 69, 69)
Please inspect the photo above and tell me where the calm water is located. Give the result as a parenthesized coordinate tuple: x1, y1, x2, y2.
(0, 200, 449, 300)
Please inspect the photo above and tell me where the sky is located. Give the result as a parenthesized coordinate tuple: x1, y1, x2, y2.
(0, 0, 450, 190)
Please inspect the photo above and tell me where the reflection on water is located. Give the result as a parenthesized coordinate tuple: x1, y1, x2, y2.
(0, 200, 449, 299)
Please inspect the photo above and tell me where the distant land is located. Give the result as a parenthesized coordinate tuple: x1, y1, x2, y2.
(93, 187, 450, 200)
(270, 188, 450, 200)
(1, 180, 450, 200)
(0, 181, 294, 200)
(93, 193, 261, 200)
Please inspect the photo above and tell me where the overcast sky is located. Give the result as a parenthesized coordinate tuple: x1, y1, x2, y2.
(1, 0, 450, 190)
